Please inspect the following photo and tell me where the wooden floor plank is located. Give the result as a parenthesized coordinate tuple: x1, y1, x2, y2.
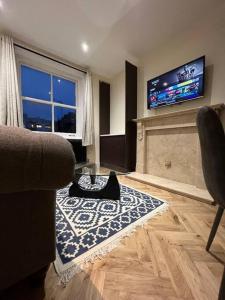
(103, 272, 176, 297)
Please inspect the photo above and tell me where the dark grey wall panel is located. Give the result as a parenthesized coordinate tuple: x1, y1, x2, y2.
(125, 61, 137, 171)
(68, 139, 86, 163)
(100, 135, 126, 172)
(99, 81, 110, 135)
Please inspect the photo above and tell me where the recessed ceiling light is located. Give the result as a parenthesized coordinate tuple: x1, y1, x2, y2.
(81, 42, 89, 53)
(0, 1, 3, 9)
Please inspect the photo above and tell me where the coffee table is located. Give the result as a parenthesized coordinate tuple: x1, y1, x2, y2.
(69, 164, 127, 200)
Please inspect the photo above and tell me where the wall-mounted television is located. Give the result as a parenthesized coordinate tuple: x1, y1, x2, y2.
(147, 56, 205, 109)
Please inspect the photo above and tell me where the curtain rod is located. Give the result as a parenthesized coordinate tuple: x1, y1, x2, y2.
(14, 43, 87, 74)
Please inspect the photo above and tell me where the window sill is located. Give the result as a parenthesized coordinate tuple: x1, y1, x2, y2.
(27, 130, 81, 140)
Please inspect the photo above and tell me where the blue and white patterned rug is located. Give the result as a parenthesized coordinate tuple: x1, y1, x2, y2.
(55, 176, 168, 284)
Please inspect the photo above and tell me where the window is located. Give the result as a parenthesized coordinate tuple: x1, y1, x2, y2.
(21, 65, 78, 137)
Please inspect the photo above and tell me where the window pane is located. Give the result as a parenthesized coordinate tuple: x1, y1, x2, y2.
(23, 100, 52, 132)
(53, 76, 76, 106)
(21, 65, 51, 101)
(54, 106, 76, 133)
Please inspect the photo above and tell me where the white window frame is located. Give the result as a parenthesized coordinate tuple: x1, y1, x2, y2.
(16, 47, 85, 140)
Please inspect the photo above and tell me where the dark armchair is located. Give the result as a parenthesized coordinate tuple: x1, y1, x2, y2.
(0, 125, 75, 293)
(197, 106, 225, 300)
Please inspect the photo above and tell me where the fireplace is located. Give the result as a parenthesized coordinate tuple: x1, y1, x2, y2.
(127, 104, 224, 203)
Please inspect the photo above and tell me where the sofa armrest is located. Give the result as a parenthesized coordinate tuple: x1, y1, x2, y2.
(0, 126, 76, 193)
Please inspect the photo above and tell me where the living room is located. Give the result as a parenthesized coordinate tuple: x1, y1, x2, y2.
(0, 0, 225, 299)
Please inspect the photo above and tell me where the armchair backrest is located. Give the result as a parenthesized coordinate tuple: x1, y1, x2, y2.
(0, 125, 76, 193)
(197, 106, 225, 208)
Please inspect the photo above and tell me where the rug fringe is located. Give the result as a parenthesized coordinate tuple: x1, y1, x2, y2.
(56, 202, 169, 286)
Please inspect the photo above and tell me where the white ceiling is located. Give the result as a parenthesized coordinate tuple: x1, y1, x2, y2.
(0, 0, 223, 78)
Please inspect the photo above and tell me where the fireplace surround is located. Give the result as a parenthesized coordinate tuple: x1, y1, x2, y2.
(127, 104, 225, 204)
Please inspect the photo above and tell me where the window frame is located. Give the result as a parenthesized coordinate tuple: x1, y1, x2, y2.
(16, 50, 84, 140)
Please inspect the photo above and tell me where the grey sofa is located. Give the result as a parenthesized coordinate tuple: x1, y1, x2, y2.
(0, 125, 75, 292)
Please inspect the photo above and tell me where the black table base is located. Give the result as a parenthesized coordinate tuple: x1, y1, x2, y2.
(69, 171, 120, 200)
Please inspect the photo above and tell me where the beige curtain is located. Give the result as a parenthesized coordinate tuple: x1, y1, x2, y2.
(82, 72, 93, 146)
(0, 35, 22, 126)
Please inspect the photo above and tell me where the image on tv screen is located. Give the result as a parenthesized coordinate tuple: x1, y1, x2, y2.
(147, 56, 205, 109)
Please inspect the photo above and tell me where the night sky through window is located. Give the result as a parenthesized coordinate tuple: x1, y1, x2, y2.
(21, 65, 76, 133)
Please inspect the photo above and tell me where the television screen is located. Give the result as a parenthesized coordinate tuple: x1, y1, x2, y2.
(147, 56, 205, 109)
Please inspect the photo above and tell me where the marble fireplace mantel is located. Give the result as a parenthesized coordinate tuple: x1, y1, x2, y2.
(127, 103, 225, 204)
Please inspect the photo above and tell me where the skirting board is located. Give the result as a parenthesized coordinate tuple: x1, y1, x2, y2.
(126, 172, 214, 205)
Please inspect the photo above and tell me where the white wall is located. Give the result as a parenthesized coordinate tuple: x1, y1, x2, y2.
(137, 3, 225, 118)
(110, 71, 125, 134)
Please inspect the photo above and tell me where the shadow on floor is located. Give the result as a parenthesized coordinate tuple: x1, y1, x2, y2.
(1, 265, 104, 300)
(0, 279, 45, 300)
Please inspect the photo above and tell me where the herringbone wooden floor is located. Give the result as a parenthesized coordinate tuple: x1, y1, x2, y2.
(45, 177, 225, 300)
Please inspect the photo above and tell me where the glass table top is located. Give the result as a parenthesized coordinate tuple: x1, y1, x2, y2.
(75, 163, 128, 176)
